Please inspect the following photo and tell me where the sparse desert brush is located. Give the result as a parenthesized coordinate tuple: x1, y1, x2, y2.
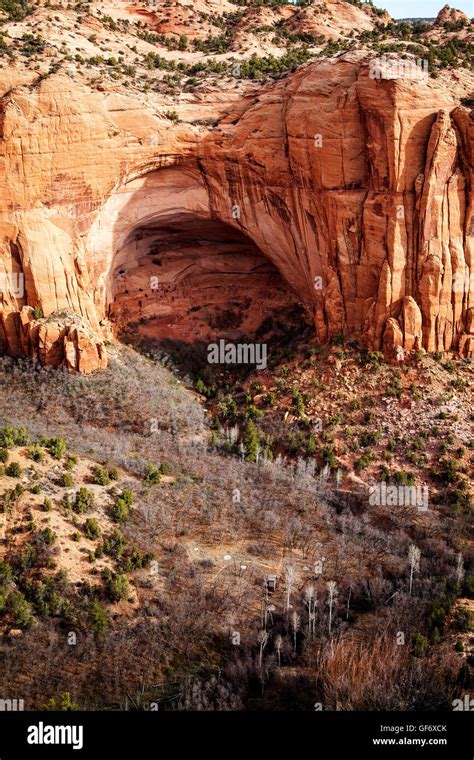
(0, 338, 470, 710)
(306, 634, 461, 710)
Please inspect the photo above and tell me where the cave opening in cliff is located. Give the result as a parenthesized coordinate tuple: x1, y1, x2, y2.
(107, 211, 308, 375)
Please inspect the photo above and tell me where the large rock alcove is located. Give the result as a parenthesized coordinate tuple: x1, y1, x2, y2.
(88, 161, 306, 356)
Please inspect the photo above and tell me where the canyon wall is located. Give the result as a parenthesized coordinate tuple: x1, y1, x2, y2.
(0, 57, 472, 371)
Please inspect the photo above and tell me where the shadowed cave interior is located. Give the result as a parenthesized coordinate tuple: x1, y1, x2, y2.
(108, 213, 309, 373)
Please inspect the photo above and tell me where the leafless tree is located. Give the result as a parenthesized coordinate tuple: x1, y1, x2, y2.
(275, 634, 283, 667)
(258, 629, 269, 669)
(284, 564, 297, 614)
(408, 544, 421, 595)
(291, 611, 300, 654)
(304, 584, 317, 639)
(327, 580, 338, 636)
(261, 580, 269, 630)
(346, 584, 352, 621)
(455, 552, 464, 586)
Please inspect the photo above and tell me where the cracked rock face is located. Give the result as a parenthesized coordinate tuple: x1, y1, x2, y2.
(0, 57, 472, 371)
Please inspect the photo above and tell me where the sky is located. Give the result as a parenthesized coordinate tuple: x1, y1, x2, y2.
(378, 0, 473, 18)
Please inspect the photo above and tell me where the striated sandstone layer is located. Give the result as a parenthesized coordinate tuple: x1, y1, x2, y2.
(0, 55, 472, 371)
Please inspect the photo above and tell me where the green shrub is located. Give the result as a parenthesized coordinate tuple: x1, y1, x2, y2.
(387, 371, 403, 398)
(0, 1, 33, 22)
(121, 489, 133, 507)
(38, 527, 56, 545)
(435, 458, 458, 485)
(455, 608, 472, 633)
(0, 427, 17, 448)
(6, 462, 21, 478)
(0, 559, 13, 585)
(145, 464, 161, 485)
(7, 590, 33, 628)
(393, 470, 415, 486)
(59, 472, 74, 487)
(111, 488, 133, 523)
(121, 548, 153, 573)
(463, 575, 474, 598)
(111, 498, 128, 524)
(87, 600, 109, 636)
(27, 444, 44, 462)
(83, 518, 101, 540)
(102, 529, 126, 560)
(42, 692, 79, 712)
(14, 427, 29, 445)
(411, 631, 429, 658)
(73, 488, 95, 514)
(91, 465, 110, 486)
(358, 429, 381, 447)
(443, 360, 456, 373)
(44, 437, 67, 460)
(103, 570, 130, 602)
(195, 378, 216, 399)
(65, 454, 78, 471)
(450, 377, 468, 392)
(0, 448, 9, 464)
(354, 452, 374, 473)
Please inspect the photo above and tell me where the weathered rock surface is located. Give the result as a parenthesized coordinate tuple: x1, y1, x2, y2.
(434, 4, 470, 27)
(17, 309, 107, 373)
(0, 50, 472, 370)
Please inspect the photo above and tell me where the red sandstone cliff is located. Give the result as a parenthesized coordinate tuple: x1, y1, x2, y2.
(0, 3, 472, 371)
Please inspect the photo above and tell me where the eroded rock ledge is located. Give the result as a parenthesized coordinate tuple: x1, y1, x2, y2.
(0, 57, 472, 371)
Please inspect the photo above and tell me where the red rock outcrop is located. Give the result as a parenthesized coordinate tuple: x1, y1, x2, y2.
(18, 309, 107, 373)
(434, 5, 470, 27)
(0, 51, 472, 370)
(281, 0, 390, 41)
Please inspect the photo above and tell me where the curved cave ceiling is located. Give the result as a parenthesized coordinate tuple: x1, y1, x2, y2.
(108, 211, 307, 350)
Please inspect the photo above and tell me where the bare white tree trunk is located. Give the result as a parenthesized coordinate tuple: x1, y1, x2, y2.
(275, 635, 282, 667)
(408, 544, 421, 595)
(291, 611, 300, 654)
(284, 564, 296, 614)
(258, 630, 269, 668)
(327, 580, 337, 636)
